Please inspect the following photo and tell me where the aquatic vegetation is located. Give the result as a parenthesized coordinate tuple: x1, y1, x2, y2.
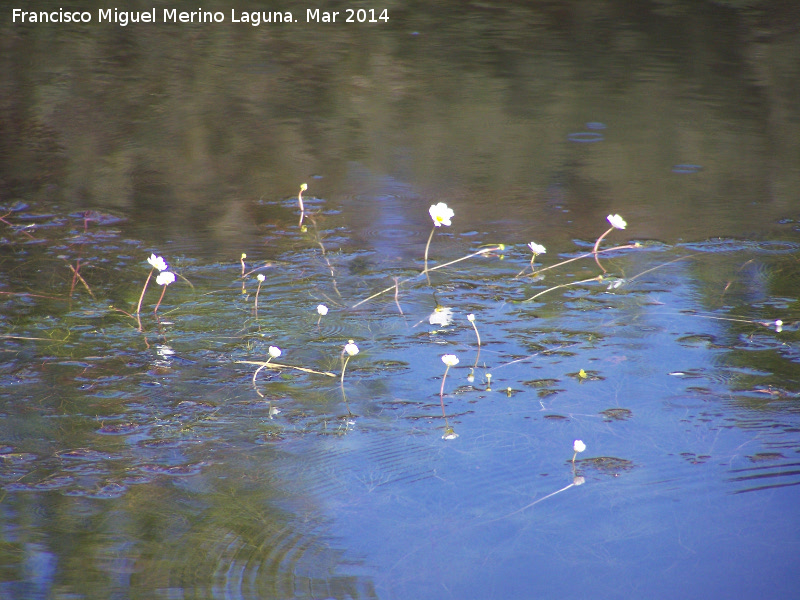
(438, 354, 460, 438)
(136, 253, 169, 314)
(2, 188, 794, 520)
(298, 182, 308, 227)
(520, 241, 546, 277)
(341, 340, 359, 388)
(572, 439, 586, 463)
(316, 303, 328, 326)
(528, 242, 546, 257)
(254, 273, 266, 318)
(606, 214, 627, 230)
(592, 213, 627, 273)
(153, 271, 176, 315)
(467, 312, 482, 372)
(429, 305, 453, 327)
(424, 202, 454, 282)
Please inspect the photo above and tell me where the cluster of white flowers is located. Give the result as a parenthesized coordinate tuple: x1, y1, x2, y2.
(148, 254, 176, 287)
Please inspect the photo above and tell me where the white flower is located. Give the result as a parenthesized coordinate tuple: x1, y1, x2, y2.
(257, 274, 265, 282)
(527, 242, 546, 255)
(442, 427, 459, 441)
(155, 271, 176, 286)
(147, 254, 168, 271)
(441, 354, 459, 367)
(467, 313, 475, 322)
(429, 306, 453, 327)
(344, 340, 359, 356)
(268, 346, 281, 359)
(573, 439, 586, 454)
(607, 214, 627, 230)
(317, 304, 329, 316)
(429, 202, 454, 227)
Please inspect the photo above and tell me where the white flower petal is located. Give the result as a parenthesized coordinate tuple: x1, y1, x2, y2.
(155, 271, 176, 286)
(429, 202, 454, 227)
(147, 254, 168, 272)
(441, 354, 459, 367)
(429, 306, 453, 327)
(607, 214, 627, 230)
(527, 242, 546, 255)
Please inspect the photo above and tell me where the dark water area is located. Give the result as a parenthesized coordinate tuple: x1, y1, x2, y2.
(2, 2, 800, 599)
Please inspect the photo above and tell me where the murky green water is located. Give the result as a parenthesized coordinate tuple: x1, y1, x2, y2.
(2, 2, 800, 599)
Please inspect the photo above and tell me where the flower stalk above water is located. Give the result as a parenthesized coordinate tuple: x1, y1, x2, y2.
(572, 439, 586, 464)
(593, 214, 627, 273)
(341, 340, 359, 387)
(136, 254, 168, 315)
(316, 303, 328, 327)
(153, 271, 176, 315)
(254, 273, 266, 318)
(298, 183, 308, 227)
(467, 313, 482, 368)
(528, 241, 546, 271)
(250, 346, 282, 397)
(439, 354, 460, 439)
(440, 353, 459, 397)
(424, 202, 454, 283)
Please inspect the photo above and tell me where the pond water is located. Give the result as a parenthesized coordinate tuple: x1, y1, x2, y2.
(2, 3, 800, 599)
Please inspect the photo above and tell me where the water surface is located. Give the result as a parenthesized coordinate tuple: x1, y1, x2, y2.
(2, 2, 800, 599)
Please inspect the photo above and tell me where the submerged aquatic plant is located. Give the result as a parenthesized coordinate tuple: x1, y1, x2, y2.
(136, 253, 168, 314)
(424, 202, 454, 282)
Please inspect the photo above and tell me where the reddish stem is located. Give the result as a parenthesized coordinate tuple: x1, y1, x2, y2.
(153, 284, 167, 315)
